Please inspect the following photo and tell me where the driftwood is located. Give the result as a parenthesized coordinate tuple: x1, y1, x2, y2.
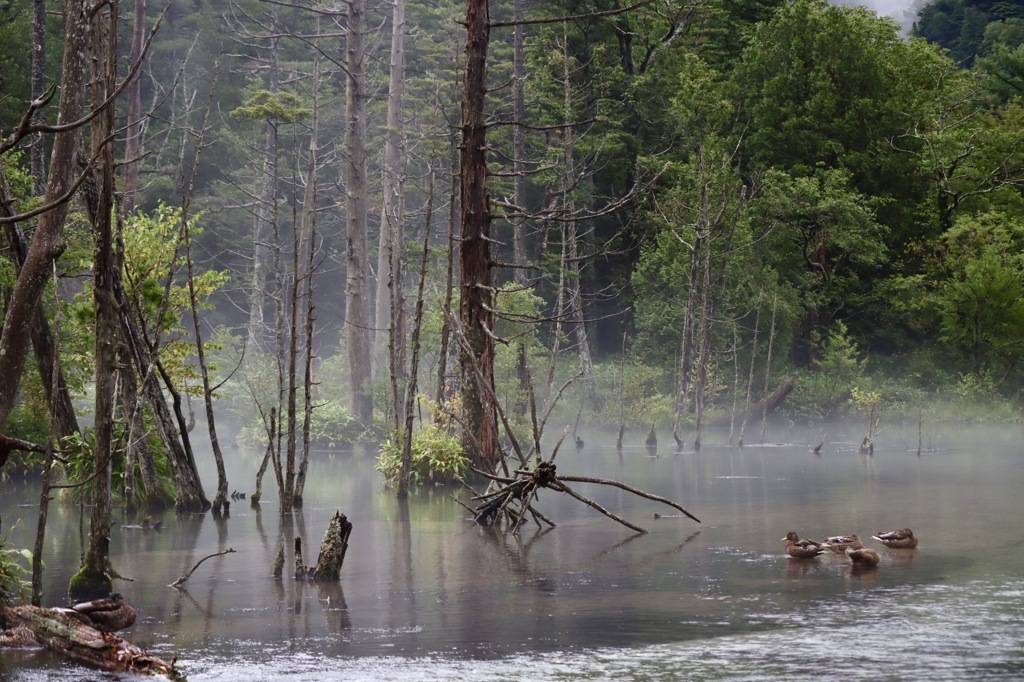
(2, 604, 180, 678)
(745, 376, 795, 423)
(169, 548, 236, 588)
(464, 459, 701, 535)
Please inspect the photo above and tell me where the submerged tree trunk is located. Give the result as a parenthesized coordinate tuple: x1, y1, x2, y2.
(75, 0, 119, 600)
(459, 0, 498, 470)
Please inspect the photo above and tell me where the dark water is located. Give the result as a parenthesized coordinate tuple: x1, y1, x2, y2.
(2, 423, 1024, 680)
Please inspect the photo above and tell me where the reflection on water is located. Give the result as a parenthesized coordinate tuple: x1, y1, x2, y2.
(2, 424, 1024, 680)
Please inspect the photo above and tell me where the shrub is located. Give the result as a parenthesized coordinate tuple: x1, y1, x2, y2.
(376, 397, 468, 488)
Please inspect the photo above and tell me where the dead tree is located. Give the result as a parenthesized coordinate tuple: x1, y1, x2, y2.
(3, 606, 180, 677)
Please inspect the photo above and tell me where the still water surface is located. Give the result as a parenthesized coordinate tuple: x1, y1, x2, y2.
(2, 423, 1023, 680)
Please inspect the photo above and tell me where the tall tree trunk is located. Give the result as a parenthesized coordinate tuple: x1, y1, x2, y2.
(344, 0, 373, 428)
(121, 0, 146, 212)
(459, 0, 498, 470)
(30, 0, 47, 196)
(294, 33, 321, 510)
(434, 137, 458, 410)
(0, 193, 80, 442)
(249, 28, 280, 355)
(374, 0, 407, 380)
(0, 0, 90, 434)
(511, 0, 528, 288)
(76, 0, 119, 599)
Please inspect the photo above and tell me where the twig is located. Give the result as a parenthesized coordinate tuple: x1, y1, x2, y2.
(169, 548, 236, 588)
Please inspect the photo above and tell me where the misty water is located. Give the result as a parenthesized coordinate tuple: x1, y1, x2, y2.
(2, 422, 1024, 680)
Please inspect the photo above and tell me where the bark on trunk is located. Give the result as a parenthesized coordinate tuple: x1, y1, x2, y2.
(1, 199, 80, 443)
(30, 0, 47, 195)
(745, 376, 795, 424)
(344, 0, 373, 428)
(3, 605, 177, 676)
(374, 0, 406, 377)
(310, 510, 353, 581)
(0, 0, 90, 432)
(83, 0, 119, 590)
(121, 0, 146, 211)
(459, 0, 498, 470)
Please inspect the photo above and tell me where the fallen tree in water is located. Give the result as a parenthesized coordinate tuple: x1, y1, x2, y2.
(458, 428, 701, 534)
(2, 604, 181, 678)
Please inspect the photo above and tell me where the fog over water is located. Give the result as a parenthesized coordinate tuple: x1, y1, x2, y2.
(2, 421, 1024, 680)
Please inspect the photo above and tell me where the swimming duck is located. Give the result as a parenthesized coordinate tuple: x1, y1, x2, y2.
(873, 528, 918, 549)
(846, 547, 881, 566)
(66, 593, 137, 632)
(822, 534, 864, 553)
(782, 531, 827, 559)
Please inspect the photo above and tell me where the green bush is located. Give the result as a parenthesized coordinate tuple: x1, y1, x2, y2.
(376, 397, 468, 488)
(0, 522, 33, 603)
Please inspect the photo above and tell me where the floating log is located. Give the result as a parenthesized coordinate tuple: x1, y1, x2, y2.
(2, 605, 180, 677)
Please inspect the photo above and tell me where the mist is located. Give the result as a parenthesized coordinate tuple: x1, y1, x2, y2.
(832, 0, 930, 33)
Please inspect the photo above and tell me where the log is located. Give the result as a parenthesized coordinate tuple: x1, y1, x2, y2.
(745, 376, 795, 423)
(3, 605, 180, 677)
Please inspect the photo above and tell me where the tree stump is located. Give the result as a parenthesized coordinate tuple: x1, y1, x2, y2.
(310, 510, 353, 581)
(3, 605, 180, 677)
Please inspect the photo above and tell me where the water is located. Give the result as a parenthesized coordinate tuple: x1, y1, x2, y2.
(2, 423, 1023, 680)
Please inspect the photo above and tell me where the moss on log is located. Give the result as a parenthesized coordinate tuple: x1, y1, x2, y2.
(3, 605, 180, 677)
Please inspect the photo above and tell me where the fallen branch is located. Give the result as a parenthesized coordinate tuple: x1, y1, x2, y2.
(169, 548, 236, 588)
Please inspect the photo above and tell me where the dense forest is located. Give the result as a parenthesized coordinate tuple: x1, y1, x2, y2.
(3, 0, 1024, 598)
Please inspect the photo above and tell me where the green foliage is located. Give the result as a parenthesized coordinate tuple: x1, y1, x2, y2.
(230, 89, 311, 123)
(929, 211, 1024, 382)
(0, 521, 33, 604)
(308, 400, 362, 448)
(376, 397, 468, 488)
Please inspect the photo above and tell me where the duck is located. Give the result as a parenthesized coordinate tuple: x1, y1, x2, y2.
(873, 528, 918, 549)
(846, 547, 881, 567)
(782, 531, 827, 559)
(822, 534, 864, 554)
(65, 593, 137, 632)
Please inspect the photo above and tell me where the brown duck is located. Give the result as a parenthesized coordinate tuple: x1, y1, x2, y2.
(822, 534, 864, 554)
(846, 547, 881, 566)
(64, 593, 137, 632)
(782, 531, 827, 559)
(873, 528, 918, 549)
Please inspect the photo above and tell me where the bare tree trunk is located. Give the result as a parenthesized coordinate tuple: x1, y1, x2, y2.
(374, 0, 407, 377)
(30, 0, 47, 195)
(759, 293, 778, 443)
(460, 0, 498, 470)
(77, 0, 119, 599)
(434, 136, 458, 411)
(398, 174, 435, 497)
(121, 0, 146, 211)
(294, 35, 321, 510)
(249, 26, 280, 355)
(0, 0, 89, 433)
(344, 0, 373, 428)
(511, 0, 528, 288)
